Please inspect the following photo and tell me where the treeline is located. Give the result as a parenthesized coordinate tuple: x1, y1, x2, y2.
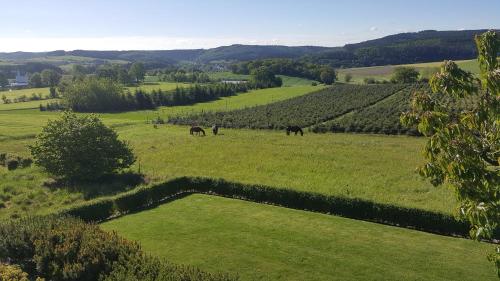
(48, 77, 249, 112)
(230, 58, 336, 84)
(158, 69, 211, 83)
(169, 84, 405, 129)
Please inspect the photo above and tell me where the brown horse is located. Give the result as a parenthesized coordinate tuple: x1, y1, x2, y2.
(286, 126, 303, 136)
(190, 126, 206, 136)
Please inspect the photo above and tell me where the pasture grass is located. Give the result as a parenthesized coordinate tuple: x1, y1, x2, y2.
(0, 87, 51, 100)
(337, 59, 482, 84)
(0, 120, 455, 219)
(101, 194, 497, 281)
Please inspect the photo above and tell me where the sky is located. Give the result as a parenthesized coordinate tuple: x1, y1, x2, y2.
(1, 0, 499, 52)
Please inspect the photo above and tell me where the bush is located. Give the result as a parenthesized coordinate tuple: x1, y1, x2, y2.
(0, 263, 31, 281)
(29, 111, 136, 182)
(0, 216, 236, 281)
(6, 158, 19, 171)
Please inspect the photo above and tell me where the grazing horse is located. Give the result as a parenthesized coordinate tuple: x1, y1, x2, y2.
(190, 126, 206, 136)
(212, 125, 219, 135)
(286, 126, 303, 136)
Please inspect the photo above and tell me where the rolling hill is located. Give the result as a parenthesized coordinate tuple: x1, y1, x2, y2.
(0, 29, 495, 69)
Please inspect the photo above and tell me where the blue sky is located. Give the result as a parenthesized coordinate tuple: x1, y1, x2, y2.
(1, 0, 499, 51)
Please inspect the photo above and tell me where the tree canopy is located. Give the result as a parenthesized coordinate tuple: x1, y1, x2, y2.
(391, 67, 420, 83)
(401, 30, 499, 275)
(29, 111, 135, 182)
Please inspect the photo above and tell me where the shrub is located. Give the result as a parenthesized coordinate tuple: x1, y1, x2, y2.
(0, 216, 236, 281)
(6, 158, 19, 171)
(20, 158, 33, 168)
(29, 111, 136, 182)
(0, 263, 30, 281)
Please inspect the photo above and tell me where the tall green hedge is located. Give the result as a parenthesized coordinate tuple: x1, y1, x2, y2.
(58, 177, 498, 239)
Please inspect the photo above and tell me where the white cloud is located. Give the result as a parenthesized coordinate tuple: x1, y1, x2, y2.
(370, 26, 378, 32)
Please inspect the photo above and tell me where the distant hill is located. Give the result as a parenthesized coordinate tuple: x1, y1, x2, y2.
(303, 29, 493, 67)
(0, 29, 495, 69)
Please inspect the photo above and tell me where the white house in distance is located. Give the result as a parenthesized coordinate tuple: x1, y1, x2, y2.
(9, 71, 29, 87)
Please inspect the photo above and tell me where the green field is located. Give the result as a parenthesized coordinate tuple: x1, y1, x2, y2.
(0, 119, 455, 219)
(101, 194, 496, 281)
(0, 87, 51, 100)
(337, 59, 481, 84)
(125, 81, 191, 93)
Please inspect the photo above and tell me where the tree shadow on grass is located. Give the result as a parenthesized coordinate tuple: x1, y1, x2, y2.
(43, 172, 147, 200)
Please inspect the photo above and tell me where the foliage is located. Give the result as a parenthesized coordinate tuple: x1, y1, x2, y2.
(0, 263, 30, 281)
(313, 84, 423, 135)
(59, 77, 126, 112)
(401, 30, 500, 275)
(0, 153, 32, 171)
(303, 29, 487, 68)
(249, 66, 282, 89)
(29, 111, 135, 181)
(159, 69, 211, 83)
(129, 62, 146, 83)
(319, 67, 336, 85)
(56, 77, 252, 112)
(391, 67, 420, 83)
(60, 176, 481, 238)
(41, 69, 61, 87)
(0, 72, 8, 88)
(231, 58, 334, 82)
(344, 73, 353, 83)
(96, 64, 133, 85)
(169, 84, 405, 129)
(0, 216, 234, 281)
(29, 72, 43, 88)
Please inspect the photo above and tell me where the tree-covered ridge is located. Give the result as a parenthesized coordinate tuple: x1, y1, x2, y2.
(0, 30, 493, 69)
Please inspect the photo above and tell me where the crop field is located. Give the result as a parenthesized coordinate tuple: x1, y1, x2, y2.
(313, 85, 423, 135)
(337, 59, 481, 83)
(169, 84, 405, 129)
(101, 194, 496, 281)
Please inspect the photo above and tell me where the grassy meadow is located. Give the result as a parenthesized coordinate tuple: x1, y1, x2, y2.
(337, 59, 481, 83)
(101, 194, 496, 281)
(0, 117, 455, 219)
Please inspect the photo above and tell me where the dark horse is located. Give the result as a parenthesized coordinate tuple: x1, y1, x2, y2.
(190, 126, 206, 136)
(286, 126, 303, 136)
(212, 125, 219, 135)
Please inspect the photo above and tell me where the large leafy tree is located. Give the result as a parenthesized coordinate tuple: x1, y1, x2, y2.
(401, 31, 499, 275)
(29, 111, 136, 182)
(128, 62, 146, 83)
(41, 69, 61, 87)
(391, 67, 420, 83)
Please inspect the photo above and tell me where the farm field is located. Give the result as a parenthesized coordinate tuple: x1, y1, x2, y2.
(337, 59, 481, 83)
(0, 87, 51, 100)
(169, 84, 405, 129)
(101, 194, 496, 281)
(0, 119, 455, 219)
(125, 81, 192, 93)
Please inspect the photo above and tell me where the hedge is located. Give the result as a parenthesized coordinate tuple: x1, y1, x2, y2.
(58, 177, 498, 240)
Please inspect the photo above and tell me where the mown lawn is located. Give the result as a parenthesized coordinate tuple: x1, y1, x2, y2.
(101, 194, 497, 281)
